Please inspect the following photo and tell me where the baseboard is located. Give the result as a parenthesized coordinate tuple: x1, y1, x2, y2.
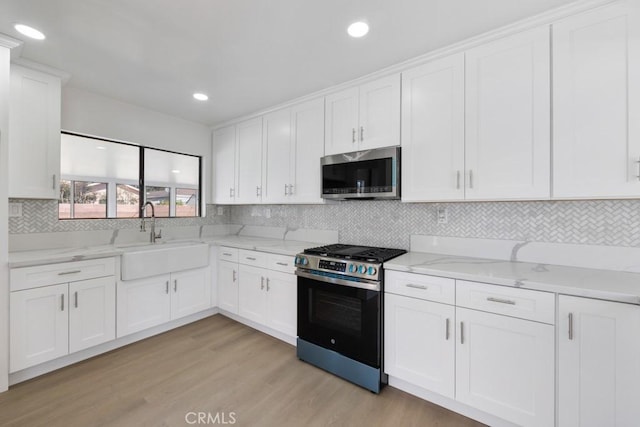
(217, 310, 296, 346)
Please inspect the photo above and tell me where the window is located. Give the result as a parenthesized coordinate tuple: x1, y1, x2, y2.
(59, 132, 202, 219)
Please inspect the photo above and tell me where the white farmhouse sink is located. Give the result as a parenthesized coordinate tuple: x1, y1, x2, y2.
(120, 241, 209, 280)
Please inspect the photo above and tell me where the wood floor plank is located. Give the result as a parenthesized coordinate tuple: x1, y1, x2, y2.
(0, 315, 485, 427)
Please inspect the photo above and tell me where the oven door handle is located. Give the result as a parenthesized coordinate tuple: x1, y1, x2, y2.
(295, 269, 381, 292)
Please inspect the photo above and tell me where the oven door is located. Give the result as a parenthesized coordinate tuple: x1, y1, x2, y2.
(297, 274, 380, 368)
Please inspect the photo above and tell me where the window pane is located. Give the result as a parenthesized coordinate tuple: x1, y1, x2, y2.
(58, 180, 72, 219)
(144, 149, 199, 185)
(176, 188, 199, 217)
(61, 134, 139, 181)
(73, 181, 107, 219)
(145, 186, 170, 217)
(116, 184, 140, 218)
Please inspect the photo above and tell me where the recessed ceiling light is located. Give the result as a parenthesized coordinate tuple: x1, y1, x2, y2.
(347, 21, 369, 38)
(14, 24, 46, 40)
(193, 93, 208, 101)
(171, 170, 181, 174)
(96, 146, 106, 150)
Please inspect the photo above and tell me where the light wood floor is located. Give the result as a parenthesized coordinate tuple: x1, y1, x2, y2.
(0, 315, 485, 427)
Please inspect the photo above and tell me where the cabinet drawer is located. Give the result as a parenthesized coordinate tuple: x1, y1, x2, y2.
(10, 258, 116, 292)
(456, 280, 555, 324)
(267, 253, 295, 274)
(238, 250, 267, 268)
(385, 271, 455, 305)
(218, 246, 239, 262)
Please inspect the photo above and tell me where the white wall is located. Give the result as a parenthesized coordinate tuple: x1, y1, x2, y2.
(0, 45, 11, 392)
(61, 86, 212, 201)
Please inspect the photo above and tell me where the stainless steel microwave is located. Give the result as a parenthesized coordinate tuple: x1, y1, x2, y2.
(321, 146, 400, 200)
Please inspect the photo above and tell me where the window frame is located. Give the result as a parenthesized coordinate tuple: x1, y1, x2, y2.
(60, 131, 203, 220)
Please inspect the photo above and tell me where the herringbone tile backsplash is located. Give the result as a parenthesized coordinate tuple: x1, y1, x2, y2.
(10, 198, 640, 251)
(230, 200, 640, 250)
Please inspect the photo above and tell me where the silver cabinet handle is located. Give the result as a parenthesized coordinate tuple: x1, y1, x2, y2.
(60, 294, 65, 311)
(360, 126, 364, 141)
(568, 313, 574, 340)
(246, 257, 257, 261)
(222, 252, 233, 257)
(487, 297, 516, 305)
(58, 270, 81, 276)
(266, 278, 270, 292)
(289, 184, 294, 195)
(284, 184, 289, 196)
(174, 279, 178, 292)
(460, 322, 464, 344)
(229, 188, 233, 198)
(276, 262, 288, 266)
(352, 128, 356, 143)
(261, 276, 265, 290)
(405, 284, 427, 290)
(456, 170, 461, 189)
(445, 318, 450, 341)
(256, 186, 260, 197)
(52, 174, 57, 190)
(232, 270, 237, 282)
(74, 291, 78, 308)
(469, 170, 474, 189)
(636, 157, 640, 181)
(165, 281, 169, 294)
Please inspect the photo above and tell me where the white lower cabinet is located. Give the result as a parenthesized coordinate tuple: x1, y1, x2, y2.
(117, 267, 210, 337)
(384, 293, 455, 398)
(10, 275, 116, 372)
(558, 295, 640, 427)
(265, 270, 296, 337)
(238, 265, 268, 324)
(218, 259, 239, 314)
(456, 307, 554, 427)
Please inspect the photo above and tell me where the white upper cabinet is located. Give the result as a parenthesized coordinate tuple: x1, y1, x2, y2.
(212, 125, 236, 204)
(553, 1, 640, 198)
(401, 54, 465, 201)
(325, 74, 400, 155)
(465, 26, 551, 200)
(235, 117, 263, 203)
(290, 97, 324, 203)
(9, 65, 61, 199)
(262, 108, 292, 204)
(558, 295, 640, 427)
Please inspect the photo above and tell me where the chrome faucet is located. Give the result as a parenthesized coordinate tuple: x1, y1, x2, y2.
(141, 201, 161, 243)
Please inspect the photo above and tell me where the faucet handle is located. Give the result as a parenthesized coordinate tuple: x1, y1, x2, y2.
(140, 219, 146, 232)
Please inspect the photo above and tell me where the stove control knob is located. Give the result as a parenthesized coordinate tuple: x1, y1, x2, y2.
(349, 264, 357, 273)
(294, 256, 300, 265)
(367, 266, 377, 275)
(297, 256, 308, 266)
(358, 265, 366, 274)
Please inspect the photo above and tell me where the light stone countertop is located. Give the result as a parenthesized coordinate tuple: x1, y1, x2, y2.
(385, 251, 640, 305)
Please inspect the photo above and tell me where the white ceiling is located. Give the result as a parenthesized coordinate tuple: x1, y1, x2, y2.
(1, 0, 577, 126)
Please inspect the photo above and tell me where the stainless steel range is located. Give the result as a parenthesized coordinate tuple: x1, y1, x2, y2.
(295, 244, 406, 393)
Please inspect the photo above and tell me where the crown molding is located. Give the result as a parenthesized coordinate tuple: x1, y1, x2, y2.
(0, 33, 22, 49)
(11, 58, 71, 84)
(211, 0, 618, 130)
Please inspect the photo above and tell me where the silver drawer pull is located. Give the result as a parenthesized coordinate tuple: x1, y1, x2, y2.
(58, 270, 81, 276)
(276, 262, 288, 266)
(222, 252, 233, 257)
(405, 284, 428, 290)
(246, 257, 257, 261)
(487, 297, 516, 305)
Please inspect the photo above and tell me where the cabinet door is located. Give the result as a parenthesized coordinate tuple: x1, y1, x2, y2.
(217, 260, 238, 314)
(212, 125, 236, 203)
(456, 307, 554, 427)
(384, 293, 455, 398)
(9, 65, 61, 199)
(262, 108, 292, 204)
(171, 268, 211, 320)
(235, 117, 263, 203)
(238, 265, 267, 324)
(10, 283, 68, 372)
(265, 271, 296, 337)
(290, 97, 325, 203)
(553, 2, 640, 198)
(401, 55, 465, 201)
(558, 296, 640, 427)
(358, 74, 401, 150)
(324, 86, 359, 155)
(210, 247, 218, 308)
(69, 277, 116, 353)
(116, 274, 171, 337)
(465, 27, 551, 200)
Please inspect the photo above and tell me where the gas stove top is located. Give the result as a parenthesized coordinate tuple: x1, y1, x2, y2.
(303, 243, 407, 263)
